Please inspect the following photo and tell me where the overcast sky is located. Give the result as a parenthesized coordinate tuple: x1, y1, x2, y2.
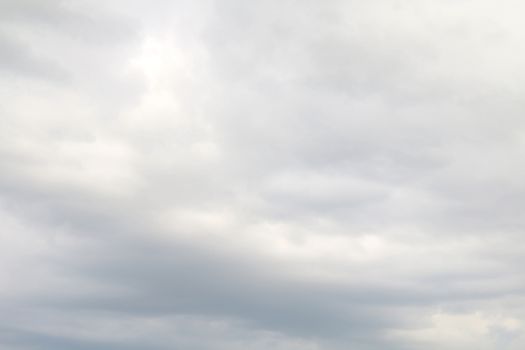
(1, 0, 525, 349)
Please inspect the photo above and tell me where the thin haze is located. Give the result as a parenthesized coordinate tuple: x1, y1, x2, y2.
(1, 0, 525, 349)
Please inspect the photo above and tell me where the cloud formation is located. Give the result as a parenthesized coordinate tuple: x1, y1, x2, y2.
(2, 0, 525, 349)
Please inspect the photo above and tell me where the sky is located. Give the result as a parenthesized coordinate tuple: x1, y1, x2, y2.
(1, 0, 525, 349)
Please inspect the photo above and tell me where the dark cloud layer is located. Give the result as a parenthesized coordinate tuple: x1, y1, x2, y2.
(2, 0, 525, 349)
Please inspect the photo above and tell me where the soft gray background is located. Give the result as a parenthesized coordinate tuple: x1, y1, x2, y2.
(1, 0, 525, 349)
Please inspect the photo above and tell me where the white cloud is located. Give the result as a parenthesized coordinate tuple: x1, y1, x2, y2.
(2, 0, 525, 349)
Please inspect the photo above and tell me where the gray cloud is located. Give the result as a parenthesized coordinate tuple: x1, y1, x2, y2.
(2, 0, 525, 349)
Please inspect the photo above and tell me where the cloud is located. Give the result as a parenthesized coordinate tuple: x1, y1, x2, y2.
(1, 0, 525, 349)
